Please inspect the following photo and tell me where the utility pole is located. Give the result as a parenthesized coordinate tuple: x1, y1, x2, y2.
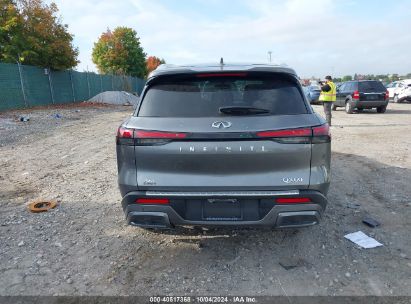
(100, 74, 103, 93)
(47, 68, 55, 104)
(86, 65, 91, 98)
(268, 51, 272, 63)
(16, 57, 27, 107)
(69, 70, 76, 102)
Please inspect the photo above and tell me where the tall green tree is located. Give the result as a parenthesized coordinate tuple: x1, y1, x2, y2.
(18, 0, 79, 69)
(342, 75, 352, 82)
(0, 0, 24, 62)
(0, 0, 79, 69)
(92, 27, 146, 78)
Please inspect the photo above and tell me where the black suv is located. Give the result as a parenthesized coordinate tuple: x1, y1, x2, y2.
(333, 80, 389, 113)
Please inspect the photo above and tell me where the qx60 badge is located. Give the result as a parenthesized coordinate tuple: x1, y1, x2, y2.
(282, 177, 304, 184)
(212, 121, 232, 129)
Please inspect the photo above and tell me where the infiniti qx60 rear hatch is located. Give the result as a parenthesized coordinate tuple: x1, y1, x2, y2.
(119, 72, 326, 191)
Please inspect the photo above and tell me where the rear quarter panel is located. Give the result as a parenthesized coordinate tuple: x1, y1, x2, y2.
(117, 144, 138, 197)
(309, 142, 331, 194)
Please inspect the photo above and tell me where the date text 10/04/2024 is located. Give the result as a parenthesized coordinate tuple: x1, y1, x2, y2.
(149, 296, 257, 303)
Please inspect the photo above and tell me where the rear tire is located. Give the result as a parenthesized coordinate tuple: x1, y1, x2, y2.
(345, 101, 354, 114)
(377, 105, 387, 113)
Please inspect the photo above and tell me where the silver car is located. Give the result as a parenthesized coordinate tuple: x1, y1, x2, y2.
(116, 63, 331, 229)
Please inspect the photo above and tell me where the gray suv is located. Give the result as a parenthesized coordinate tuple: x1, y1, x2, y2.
(116, 63, 331, 229)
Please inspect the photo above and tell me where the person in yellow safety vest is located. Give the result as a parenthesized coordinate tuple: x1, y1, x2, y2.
(319, 75, 336, 126)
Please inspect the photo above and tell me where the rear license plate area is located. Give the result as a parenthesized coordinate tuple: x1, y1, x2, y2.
(202, 199, 242, 221)
(366, 95, 378, 100)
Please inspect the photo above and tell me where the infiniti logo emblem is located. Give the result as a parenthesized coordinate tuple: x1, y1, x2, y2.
(212, 121, 232, 129)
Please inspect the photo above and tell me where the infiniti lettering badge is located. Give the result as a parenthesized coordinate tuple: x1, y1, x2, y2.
(212, 121, 232, 129)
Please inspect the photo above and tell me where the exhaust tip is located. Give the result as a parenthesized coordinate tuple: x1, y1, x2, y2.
(127, 211, 171, 229)
(276, 211, 320, 228)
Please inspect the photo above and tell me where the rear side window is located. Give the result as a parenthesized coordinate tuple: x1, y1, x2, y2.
(359, 81, 386, 92)
(138, 75, 308, 117)
(344, 82, 356, 92)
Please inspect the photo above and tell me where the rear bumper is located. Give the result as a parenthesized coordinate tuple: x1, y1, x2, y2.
(397, 95, 411, 102)
(121, 190, 328, 229)
(352, 100, 388, 108)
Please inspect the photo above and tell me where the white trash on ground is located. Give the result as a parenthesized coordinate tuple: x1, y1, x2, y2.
(87, 91, 139, 106)
(344, 231, 383, 249)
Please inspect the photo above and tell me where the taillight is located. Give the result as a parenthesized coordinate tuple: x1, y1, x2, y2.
(116, 127, 188, 145)
(135, 130, 187, 145)
(117, 127, 135, 145)
(257, 128, 312, 138)
(353, 90, 360, 100)
(312, 124, 330, 136)
(118, 127, 134, 138)
(276, 197, 311, 204)
(385, 90, 389, 100)
(135, 198, 170, 204)
(256, 125, 330, 144)
(135, 130, 187, 139)
(312, 124, 330, 143)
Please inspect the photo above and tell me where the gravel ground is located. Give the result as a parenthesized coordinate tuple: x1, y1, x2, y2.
(0, 103, 410, 296)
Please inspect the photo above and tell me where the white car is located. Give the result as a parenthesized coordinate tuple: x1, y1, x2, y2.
(386, 81, 402, 99)
(394, 80, 411, 103)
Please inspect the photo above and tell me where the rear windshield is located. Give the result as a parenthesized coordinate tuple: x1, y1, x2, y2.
(138, 75, 308, 117)
(359, 81, 386, 93)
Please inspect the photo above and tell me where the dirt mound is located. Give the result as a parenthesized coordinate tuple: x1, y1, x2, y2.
(87, 91, 139, 106)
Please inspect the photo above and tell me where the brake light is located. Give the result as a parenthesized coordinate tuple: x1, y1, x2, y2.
(117, 127, 135, 145)
(196, 73, 247, 78)
(117, 127, 187, 145)
(353, 90, 360, 100)
(312, 124, 330, 136)
(135, 130, 187, 139)
(256, 125, 330, 143)
(135, 198, 170, 204)
(276, 197, 311, 204)
(117, 127, 134, 138)
(257, 128, 312, 138)
(385, 90, 389, 100)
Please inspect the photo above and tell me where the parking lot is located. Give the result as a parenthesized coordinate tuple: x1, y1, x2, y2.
(0, 103, 410, 296)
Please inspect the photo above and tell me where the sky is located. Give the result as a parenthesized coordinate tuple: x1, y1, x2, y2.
(46, 0, 411, 78)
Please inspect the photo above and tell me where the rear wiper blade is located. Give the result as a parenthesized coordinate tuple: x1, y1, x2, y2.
(219, 106, 270, 115)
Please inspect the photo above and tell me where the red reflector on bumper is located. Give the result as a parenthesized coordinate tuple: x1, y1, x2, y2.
(276, 197, 311, 204)
(135, 198, 170, 204)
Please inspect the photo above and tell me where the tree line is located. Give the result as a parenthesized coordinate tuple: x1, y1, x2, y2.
(3, 0, 409, 81)
(0, 0, 164, 78)
(333, 73, 411, 83)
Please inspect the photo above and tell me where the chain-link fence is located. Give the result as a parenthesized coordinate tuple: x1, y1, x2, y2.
(0, 62, 145, 111)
